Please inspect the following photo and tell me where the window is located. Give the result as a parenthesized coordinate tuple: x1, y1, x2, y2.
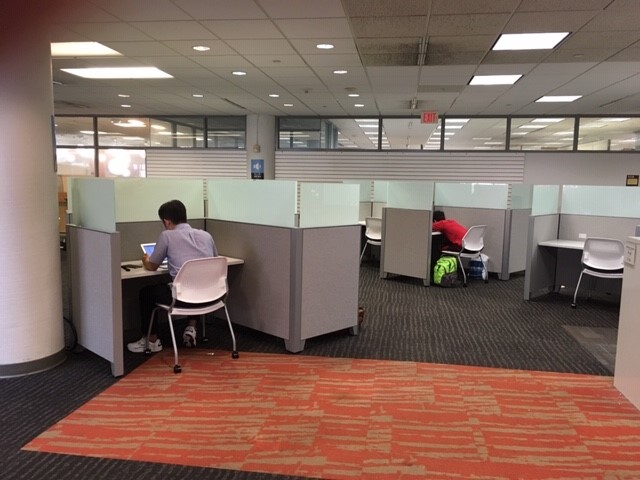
(510, 117, 576, 151)
(207, 116, 246, 148)
(97, 117, 150, 147)
(55, 117, 95, 146)
(98, 149, 146, 178)
(578, 117, 640, 151)
(443, 118, 506, 150)
(381, 118, 441, 150)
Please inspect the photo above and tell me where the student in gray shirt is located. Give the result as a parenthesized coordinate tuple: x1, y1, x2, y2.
(127, 199, 218, 354)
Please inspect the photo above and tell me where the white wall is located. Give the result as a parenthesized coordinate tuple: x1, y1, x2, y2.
(524, 152, 640, 186)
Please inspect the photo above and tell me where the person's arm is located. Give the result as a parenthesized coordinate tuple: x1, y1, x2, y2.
(432, 220, 445, 232)
(141, 253, 160, 271)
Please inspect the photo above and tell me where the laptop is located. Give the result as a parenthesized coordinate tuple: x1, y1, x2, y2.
(140, 243, 168, 267)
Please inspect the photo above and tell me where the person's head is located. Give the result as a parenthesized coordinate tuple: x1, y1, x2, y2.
(433, 210, 446, 222)
(158, 199, 187, 228)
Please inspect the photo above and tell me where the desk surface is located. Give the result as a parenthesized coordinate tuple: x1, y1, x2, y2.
(539, 239, 585, 250)
(121, 255, 244, 280)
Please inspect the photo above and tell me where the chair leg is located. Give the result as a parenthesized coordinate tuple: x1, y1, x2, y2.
(200, 314, 208, 343)
(571, 270, 585, 308)
(458, 256, 467, 287)
(223, 306, 239, 359)
(359, 242, 368, 263)
(166, 313, 181, 373)
(145, 308, 158, 353)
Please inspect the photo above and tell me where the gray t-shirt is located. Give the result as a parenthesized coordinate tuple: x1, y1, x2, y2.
(150, 223, 217, 278)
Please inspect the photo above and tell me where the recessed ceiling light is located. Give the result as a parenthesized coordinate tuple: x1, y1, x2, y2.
(192, 94, 204, 98)
(118, 93, 130, 98)
(316, 43, 334, 50)
(283, 103, 293, 107)
(192, 45, 211, 52)
(536, 95, 581, 103)
(51, 42, 121, 57)
(493, 32, 569, 51)
(232, 71, 247, 76)
(333, 70, 348, 75)
(469, 75, 522, 85)
(348, 93, 360, 98)
(120, 104, 132, 108)
(354, 104, 364, 108)
(269, 94, 280, 98)
(61, 67, 172, 79)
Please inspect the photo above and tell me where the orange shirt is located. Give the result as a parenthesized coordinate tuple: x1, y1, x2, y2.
(432, 219, 468, 249)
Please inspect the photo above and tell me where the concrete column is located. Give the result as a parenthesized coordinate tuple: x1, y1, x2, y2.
(246, 114, 276, 179)
(0, 1, 65, 376)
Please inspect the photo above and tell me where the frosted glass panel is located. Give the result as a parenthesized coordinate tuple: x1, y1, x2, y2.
(532, 185, 560, 216)
(207, 179, 296, 227)
(435, 182, 508, 209)
(114, 178, 204, 222)
(387, 182, 434, 210)
(373, 181, 389, 202)
(69, 178, 116, 232)
(299, 183, 359, 227)
(510, 184, 533, 209)
(561, 185, 640, 217)
(343, 179, 373, 201)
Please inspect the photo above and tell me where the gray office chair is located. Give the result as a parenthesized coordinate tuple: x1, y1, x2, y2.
(571, 237, 624, 308)
(442, 225, 488, 287)
(360, 217, 382, 263)
(146, 256, 239, 373)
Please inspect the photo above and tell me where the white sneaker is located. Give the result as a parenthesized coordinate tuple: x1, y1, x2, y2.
(127, 336, 163, 353)
(183, 326, 197, 348)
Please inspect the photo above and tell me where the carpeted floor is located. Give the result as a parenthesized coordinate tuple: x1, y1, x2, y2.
(23, 350, 640, 479)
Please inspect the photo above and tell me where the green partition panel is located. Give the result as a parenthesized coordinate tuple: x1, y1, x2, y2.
(299, 183, 359, 227)
(561, 185, 640, 217)
(531, 185, 560, 216)
(435, 182, 509, 209)
(114, 178, 204, 222)
(69, 177, 116, 232)
(207, 179, 297, 227)
(510, 184, 533, 209)
(387, 181, 434, 210)
(373, 181, 389, 202)
(343, 179, 373, 201)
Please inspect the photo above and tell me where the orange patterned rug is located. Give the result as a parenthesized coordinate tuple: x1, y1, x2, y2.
(24, 351, 640, 479)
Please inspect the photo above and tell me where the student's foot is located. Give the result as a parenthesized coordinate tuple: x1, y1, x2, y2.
(127, 336, 163, 353)
(183, 326, 197, 348)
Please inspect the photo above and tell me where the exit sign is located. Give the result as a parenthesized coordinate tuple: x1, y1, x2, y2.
(421, 111, 439, 124)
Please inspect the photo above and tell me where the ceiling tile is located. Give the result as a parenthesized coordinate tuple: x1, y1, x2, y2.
(342, 0, 432, 17)
(432, 0, 519, 15)
(503, 11, 598, 33)
(200, 20, 283, 39)
(173, 0, 267, 20)
(225, 39, 298, 55)
(428, 14, 510, 36)
(351, 17, 428, 38)
(259, 0, 346, 18)
(130, 21, 216, 40)
(274, 18, 352, 38)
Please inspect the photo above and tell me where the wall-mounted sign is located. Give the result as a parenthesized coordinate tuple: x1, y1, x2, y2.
(251, 159, 264, 179)
(626, 174, 639, 186)
(421, 111, 439, 124)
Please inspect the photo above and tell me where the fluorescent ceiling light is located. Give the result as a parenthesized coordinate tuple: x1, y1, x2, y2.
(354, 104, 364, 107)
(333, 70, 348, 75)
(232, 71, 247, 76)
(536, 95, 581, 103)
(600, 117, 630, 122)
(348, 93, 360, 97)
(51, 42, 121, 57)
(469, 75, 522, 85)
(518, 125, 545, 129)
(269, 94, 280, 98)
(113, 120, 145, 127)
(446, 119, 469, 123)
(316, 43, 334, 50)
(532, 118, 565, 123)
(493, 32, 569, 51)
(283, 103, 293, 107)
(61, 67, 172, 79)
(192, 45, 210, 52)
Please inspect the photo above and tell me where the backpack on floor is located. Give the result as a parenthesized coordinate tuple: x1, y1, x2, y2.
(433, 256, 458, 287)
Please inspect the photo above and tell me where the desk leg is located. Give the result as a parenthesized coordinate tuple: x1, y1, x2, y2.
(285, 338, 305, 353)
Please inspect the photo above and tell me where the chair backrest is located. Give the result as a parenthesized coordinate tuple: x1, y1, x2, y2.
(365, 217, 382, 240)
(172, 257, 228, 304)
(461, 225, 487, 252)
(582, 237, 624, 271)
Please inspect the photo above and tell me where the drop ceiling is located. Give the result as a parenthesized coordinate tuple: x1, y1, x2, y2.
(42, 0, 640, 120)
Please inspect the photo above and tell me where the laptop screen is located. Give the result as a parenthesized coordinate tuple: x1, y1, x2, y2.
(140, 243, 167, 265)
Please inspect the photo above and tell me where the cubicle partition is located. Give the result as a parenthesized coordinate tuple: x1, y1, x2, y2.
(524, 185, 640, 300)
(206, 179, 360, 352)
(380, 181, 434, 285)
(67, 177, 208, 376)
(434, 182, 532, 280)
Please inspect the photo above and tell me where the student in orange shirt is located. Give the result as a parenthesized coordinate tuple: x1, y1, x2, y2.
(432, 210, 468, 252)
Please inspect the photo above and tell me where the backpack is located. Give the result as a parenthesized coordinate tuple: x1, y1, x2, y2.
(433, 256, 458, 287)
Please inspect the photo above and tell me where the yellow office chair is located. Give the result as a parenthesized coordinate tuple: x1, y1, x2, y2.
(571, 237, 624, 308)
(442, 225, 488, 287)
(146, 256, 239, 373)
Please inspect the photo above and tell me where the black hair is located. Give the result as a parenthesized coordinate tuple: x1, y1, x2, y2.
(158, 199, 187, 224)
(433, 210, 446, 222)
